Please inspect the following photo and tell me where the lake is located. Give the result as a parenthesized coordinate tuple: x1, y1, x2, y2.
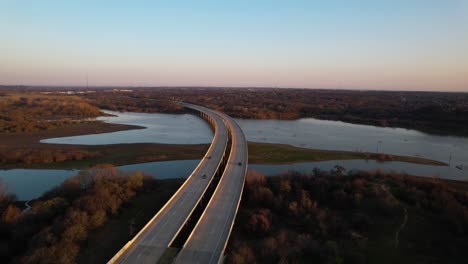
(0, 160, 200, 200)
(3, 159, 464, 201)
(44, 111, 468, 167)
(2, 111, 467, 200)
(237, 118, 468, 168)
(42, 111, 213, 145)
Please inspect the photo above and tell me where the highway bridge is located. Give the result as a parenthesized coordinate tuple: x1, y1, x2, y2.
(109, 103, 248, 264)
(174, 110, 248, 264)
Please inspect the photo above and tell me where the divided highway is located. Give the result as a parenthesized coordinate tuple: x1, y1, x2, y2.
(174, 110, 248, 264)
(109, 104, 229, 263)
(108, 103, 248, 264)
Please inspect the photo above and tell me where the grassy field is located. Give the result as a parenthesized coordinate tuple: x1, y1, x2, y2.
(247, 142, 447, 166)
(1, 141, 447, 170)
(5, 143, 209, 169)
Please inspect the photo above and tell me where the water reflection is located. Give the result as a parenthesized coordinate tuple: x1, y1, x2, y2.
(0, 160, 199, 200)
(237, 118, 468, 179)
(249, 160, 468, 181)
(42, 111, 213, 145)
(3, 112, 468, 200)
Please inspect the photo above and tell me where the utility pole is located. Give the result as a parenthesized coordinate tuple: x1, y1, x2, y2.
(376, 140, 382, 153)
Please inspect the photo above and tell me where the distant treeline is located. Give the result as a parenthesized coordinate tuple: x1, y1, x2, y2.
(79, 88, 468, 136)
(85, 90, 184, 113)
(0, 92, 102, 133)
(1, 88, 467, 136)
(226, 169, 468, 263)
(0, 165, 155, 264)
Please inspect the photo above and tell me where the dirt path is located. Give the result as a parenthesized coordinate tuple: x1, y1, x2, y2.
(394, 206, 408, 249)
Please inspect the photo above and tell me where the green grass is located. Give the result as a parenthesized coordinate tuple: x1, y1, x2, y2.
(11, 141, 446, 170)
(247, 142, 447, 166)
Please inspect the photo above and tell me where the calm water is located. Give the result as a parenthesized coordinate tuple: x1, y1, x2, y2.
(237, 118, 468, 179)
(2, 111, 467, 200)
(0, 160, 199, 200)
(42, 111, 213, 145)
(249, 160, 466, 180)
(44, 112, 468, 169)
(237, 118, 468, 166)
(3, 159, 463, 201)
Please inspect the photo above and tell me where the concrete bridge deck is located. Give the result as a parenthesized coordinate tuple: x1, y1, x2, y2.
(174, 109, 248, 264)
(108, 104, 229, 264)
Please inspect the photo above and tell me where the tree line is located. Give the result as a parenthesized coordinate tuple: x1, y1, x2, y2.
(78, 88, 468, 136)
(2, 87, 467, 136)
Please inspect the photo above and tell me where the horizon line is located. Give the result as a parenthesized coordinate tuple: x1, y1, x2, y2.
(1, 84, 467, 93)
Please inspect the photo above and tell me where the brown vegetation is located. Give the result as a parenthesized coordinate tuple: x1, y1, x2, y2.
(84, 90, 184, 113)
(0, 165, 156, 264)
(0, 92, 103, 133)
(227, 169, 468, 263)
(2, 87, 468, 136)
(79, 88, 468, 136)
(0, 120, 144, 169)
(0, 148, 100, 165)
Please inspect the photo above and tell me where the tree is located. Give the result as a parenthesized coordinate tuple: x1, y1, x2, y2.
(1, 204, 21, 223)
(89, 210, 107, 229)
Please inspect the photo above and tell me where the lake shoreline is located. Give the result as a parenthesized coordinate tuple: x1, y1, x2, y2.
(248, 142, 447, 166)
(0, 137, 447, 170)
(0, 120, 145, 147)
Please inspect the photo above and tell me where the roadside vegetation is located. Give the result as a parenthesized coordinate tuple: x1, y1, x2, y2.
(226, 170, 468, 263)
(4, 167, 464, 263)
(0, 165, 177, 264)
(76, 178, 183, 264)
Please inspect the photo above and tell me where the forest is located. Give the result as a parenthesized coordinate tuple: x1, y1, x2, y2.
(0, 165, 154, 264)
(226, 169, 468, 263)
(3, 167, 465, 263)
(3, 87, 468, 136)
(80, 87, 468, 136)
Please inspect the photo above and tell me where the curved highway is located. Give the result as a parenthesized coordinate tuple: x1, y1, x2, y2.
(109, 104, 229, 264)
(174, 110, 248, 264)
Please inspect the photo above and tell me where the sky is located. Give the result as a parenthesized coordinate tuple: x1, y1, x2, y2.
(1, 0, 468, 91)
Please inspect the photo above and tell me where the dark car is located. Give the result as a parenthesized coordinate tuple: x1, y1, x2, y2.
(202, 174, 207, 179)
(238, 162, 242, 166)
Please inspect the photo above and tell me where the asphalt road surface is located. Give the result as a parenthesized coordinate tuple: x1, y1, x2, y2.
(109, 104, 229, 264)
(174, 110, 248, 264)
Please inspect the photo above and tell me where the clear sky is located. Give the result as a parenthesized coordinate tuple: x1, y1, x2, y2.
(1, 0, 467, 91)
